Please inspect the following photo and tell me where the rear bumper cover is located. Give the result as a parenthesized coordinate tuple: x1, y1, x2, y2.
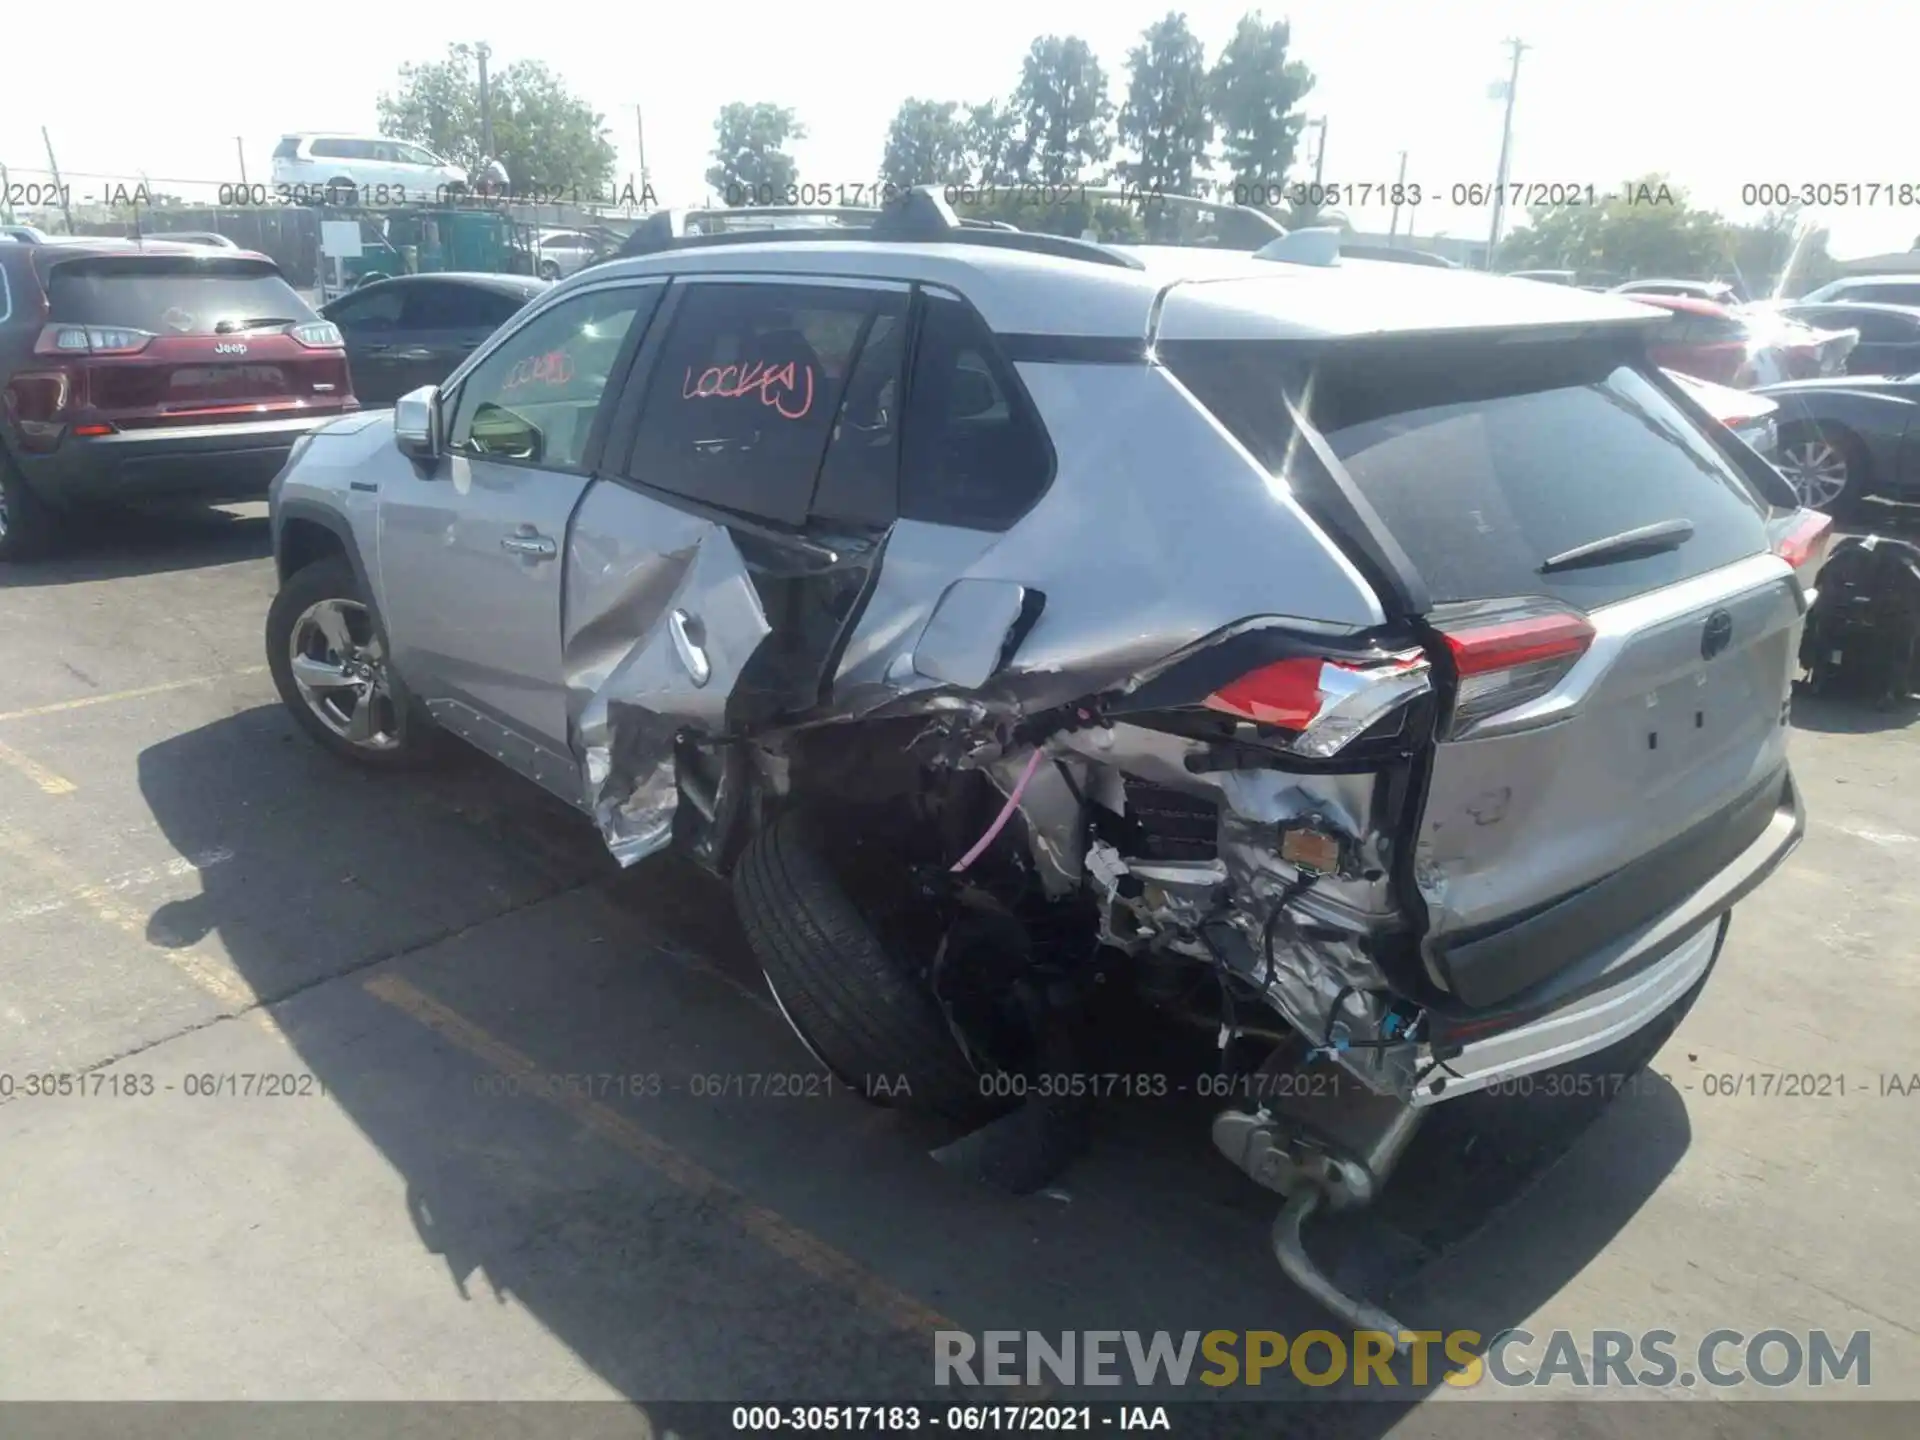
(14, 413, 345, 506)
(1414, 765, 1804, 1106)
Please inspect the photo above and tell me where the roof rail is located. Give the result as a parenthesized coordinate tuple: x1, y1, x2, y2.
(612, 186, 1141, 269)
(1068, 187, 1289, 251)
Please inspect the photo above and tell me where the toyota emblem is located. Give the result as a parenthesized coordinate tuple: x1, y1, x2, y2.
(1701, 609, 1734, 660)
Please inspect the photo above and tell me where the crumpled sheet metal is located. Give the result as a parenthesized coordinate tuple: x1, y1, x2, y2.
(580, 527, 771, 866)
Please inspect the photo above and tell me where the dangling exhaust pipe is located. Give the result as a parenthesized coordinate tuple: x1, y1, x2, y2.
(1213, 1060, 1425, 1349)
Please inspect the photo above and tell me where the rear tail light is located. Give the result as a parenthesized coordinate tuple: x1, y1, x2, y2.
(34, 323, 154, 356)
(1772, 508, 1833, 597)
(1431, 598, 1596, 739)
(1204, 650, 1432, 758)
(290, 320, 344, 349)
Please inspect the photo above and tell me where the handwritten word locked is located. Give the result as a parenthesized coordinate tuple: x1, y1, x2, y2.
(681, 361, 815, 421)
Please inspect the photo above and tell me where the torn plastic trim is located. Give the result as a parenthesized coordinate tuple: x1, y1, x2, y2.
(1202, 651, 1433, 759)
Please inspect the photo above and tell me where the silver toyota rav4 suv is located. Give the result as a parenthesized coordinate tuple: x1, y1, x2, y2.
(265, 190, 1823, 1330)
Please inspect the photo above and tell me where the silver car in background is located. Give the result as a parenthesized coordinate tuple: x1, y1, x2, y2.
(262, 190, 1823, 1335)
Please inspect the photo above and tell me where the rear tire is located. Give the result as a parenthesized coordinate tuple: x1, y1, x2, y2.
(732, 810, 994, 1123)
(266, 556, 438, 770)
(0, 458, 62, 563)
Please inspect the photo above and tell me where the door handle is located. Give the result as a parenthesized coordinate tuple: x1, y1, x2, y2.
(668, 608, 711, 687)
(500, 530, 557, 559)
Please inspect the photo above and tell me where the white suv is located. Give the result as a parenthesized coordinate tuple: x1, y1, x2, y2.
(270, 134, 466, 202)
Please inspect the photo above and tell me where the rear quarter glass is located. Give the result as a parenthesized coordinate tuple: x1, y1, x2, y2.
(45, 256, 315, 334)
(1163, 336, 1772, 612)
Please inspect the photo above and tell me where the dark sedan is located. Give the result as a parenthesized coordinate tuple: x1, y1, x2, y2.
(1753, 371, 1920, 514)
(1772, 302, 1920, 377)
(319, 272, 550, 405)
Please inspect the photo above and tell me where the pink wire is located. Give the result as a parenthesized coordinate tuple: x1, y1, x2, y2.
(950, 747, 1047, 874)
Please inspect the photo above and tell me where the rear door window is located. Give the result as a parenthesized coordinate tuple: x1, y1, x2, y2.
(1855, 284, 1920, 304)
(898, 292, 1053, 530)
(1164, 339, 1773, 611)
(46, 256, 313, 334)
(625, 282, 879, 525)
(401, 282, 515, 331)
(324, 285, 405, 332)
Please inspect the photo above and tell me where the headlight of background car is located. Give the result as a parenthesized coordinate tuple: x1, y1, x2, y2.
(1732, 415, 1778, 458)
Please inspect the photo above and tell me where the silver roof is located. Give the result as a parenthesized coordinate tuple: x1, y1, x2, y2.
(581, 238, 1669, 343)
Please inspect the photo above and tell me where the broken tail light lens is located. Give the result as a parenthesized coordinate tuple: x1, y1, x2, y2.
(1431, 599, 1596, 739)
(34, 323, 154, 356)
(1204, 650, 1432, 758)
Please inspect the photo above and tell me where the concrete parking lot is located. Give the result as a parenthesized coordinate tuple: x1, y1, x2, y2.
(0, 503, 1915, 1437)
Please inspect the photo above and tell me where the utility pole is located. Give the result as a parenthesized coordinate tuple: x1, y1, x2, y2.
(634, 103, 649, 199)
(0, 163, 13, 224)
(1389, 150, 1409, 242)
(41, 127, 75, 234)
(236, 137, 248, 189)
(1307, 118, 1329, 189)
(476, 42, 495, 164)
(1486, 38, 1529, 268)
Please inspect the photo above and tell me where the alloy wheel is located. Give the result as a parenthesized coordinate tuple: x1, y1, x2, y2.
(287, 597, 403, 751)
(1778, 437, 1849, 509)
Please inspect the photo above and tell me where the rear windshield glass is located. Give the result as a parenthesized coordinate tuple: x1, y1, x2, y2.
(1164, 338, 1772, 610)
(46, 256, 313, 335)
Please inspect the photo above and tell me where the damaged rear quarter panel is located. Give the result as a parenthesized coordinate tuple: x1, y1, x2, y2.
(829, 363, 1387, 717)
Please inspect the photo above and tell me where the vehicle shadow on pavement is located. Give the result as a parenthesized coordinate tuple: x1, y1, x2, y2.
(1789, 689, 1920, 735)
(0, 503, 268, 588)
(134, 707, 1695, 1426)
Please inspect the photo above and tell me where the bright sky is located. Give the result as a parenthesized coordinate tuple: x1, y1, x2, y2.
(2, 0, 1912, 261)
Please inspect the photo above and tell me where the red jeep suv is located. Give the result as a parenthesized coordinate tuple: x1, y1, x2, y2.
(0, 238, 356, 561)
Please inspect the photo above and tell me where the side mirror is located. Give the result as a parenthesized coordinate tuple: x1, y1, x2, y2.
(394, 385, 441, 462)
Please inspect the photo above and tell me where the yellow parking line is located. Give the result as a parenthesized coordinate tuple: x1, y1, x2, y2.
(364, 972, 960, 1338)
(0, 825, 257, 1011)
(0, 667, 269, 725)
(0, 738, 77, 795)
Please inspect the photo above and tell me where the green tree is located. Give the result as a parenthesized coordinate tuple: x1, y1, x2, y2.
(706, 102, 807, 201)
(1496, 175, 1731, 279)
(1210, 14, 1315, 194)
(880, 100, 972, 191)
(961, 101, 1021, 184)
(377, 46, 617, 193)
(1117, 12, 1215, 204)
(1008, 36, 1114, 186)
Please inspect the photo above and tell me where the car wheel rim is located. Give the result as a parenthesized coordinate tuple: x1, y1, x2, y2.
(288, 598, 403, 751)
(0, 490, 10, 543)
(1779, 439, 1849, 508)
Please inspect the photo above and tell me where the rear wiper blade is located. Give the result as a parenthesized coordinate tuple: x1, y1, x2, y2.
(1538, 518, 1695, 574)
